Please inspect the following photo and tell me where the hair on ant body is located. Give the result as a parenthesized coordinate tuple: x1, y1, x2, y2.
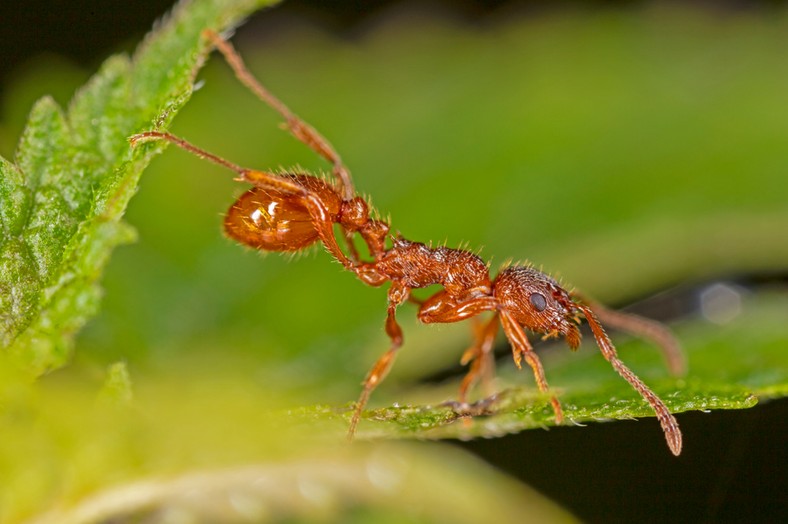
(130, 30, 685, 456)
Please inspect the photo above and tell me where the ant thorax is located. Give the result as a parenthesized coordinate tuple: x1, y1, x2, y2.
(376, 238, 492, 296)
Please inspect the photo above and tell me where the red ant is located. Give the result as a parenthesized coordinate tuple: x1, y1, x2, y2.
(130, 30, 686, 456)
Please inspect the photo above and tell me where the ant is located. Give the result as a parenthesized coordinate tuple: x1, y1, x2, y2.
(131, 30, 686, 456)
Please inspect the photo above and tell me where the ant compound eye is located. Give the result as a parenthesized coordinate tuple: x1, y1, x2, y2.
(529, 292, 547, 312)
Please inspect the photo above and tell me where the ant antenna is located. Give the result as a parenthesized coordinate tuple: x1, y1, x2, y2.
(579, 304, 683, 456)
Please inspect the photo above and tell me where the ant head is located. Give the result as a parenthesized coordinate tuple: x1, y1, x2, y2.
(493, 266, 581, 348)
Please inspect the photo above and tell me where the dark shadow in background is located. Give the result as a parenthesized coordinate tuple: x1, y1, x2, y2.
(456, 399, 787, 524)
(0, 0, 484, 88)
(1, 1, 786, 523)
(3, 0, 786, 88)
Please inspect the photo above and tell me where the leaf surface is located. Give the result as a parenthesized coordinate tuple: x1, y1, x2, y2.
(0, 0, 279, 374)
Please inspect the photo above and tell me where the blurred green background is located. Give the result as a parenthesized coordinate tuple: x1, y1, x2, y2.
(1, 1, 787, 522)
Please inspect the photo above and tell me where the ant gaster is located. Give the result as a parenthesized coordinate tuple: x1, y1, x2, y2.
(131, 30, 686, 456)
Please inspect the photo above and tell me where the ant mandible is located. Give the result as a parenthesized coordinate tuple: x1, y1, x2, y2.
(130, 30, 686, 456)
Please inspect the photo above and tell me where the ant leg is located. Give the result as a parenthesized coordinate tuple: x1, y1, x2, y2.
(131, 133, 312, 199)
(578, 304, 683, 456)
(458, 315, 499, 404)
(130, 132, 356, 271)
(413, 292, 501, 420)
(202, 29, 355, 201)
(130, 131, 246, 173)
(348, 282, 409, 440)
(417, 290, 498, 324)
(202, 30, 361, 265)
(499, 311, 564, 424)
(580, 297, 686, 376)
(342, 231, 362, 266)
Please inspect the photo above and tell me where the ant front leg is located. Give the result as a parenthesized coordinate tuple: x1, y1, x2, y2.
(498, 311, 564, 425)
(348, 281, 410, 440)
(417, 290, 498, 324)
(416, 291, 500, 407)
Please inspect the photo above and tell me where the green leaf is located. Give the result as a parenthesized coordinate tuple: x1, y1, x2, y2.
(0, 0, 279, 375)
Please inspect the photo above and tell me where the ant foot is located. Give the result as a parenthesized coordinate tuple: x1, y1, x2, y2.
(441, 393, 501, 417)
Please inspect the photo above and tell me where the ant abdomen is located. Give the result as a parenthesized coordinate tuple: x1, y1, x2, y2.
(223, 174, 342, 251)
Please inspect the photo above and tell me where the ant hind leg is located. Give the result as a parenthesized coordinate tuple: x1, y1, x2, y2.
(130, 131, 246, 174)
(348, 282, 409, 439)
(202, 29, 356, 201)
